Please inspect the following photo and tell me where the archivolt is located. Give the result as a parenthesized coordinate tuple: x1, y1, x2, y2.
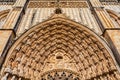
(106, 9, 120, 27)
(0, 9, 10, 28)
(1, 17, 120, 80)
(0, 9, 10, 20)
(106, 9, 120, 19)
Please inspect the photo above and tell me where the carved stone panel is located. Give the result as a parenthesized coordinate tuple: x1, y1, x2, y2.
(28, 1, 88, 8)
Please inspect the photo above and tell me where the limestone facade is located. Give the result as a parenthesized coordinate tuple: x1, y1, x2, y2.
(0, 0, 120, 80)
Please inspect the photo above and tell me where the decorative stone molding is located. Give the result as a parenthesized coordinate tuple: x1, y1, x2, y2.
(0, 9, 10, 28)
(106, 9, 120, 27)
(41, 69, 80, 80)
(0, 0, 16, 5)
(28, 1, 88, 8)
(99, 0, 120, 5)
(30, 0, 86, 1)
(0, 9, 9, 20)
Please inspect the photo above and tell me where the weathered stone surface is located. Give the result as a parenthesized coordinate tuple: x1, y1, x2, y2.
(0, 30, 12, 56)
(1, 17, 120, 79)
(0, 0, 120, 80)
(104, 30, 120, 65)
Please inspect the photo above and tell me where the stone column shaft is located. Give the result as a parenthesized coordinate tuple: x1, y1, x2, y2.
(89, 0, 120, 66)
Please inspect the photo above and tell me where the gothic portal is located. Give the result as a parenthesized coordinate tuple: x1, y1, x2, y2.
(0, 0, 120, 80)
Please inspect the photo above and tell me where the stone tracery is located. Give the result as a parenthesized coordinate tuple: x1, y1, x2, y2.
(1, 15, 120, 80)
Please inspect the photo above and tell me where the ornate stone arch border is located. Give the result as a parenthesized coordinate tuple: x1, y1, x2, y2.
(1, 15, 120, 79)
(4, 17, 119, 66)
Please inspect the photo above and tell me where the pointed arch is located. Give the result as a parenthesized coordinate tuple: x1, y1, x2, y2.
(1, 16, 120, 80)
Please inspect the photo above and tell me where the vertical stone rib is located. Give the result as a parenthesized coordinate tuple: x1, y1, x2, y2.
(73, 8, 78, 22)
(83, 8, 93, 28)
(24, 8, 34, 29)
(3, 9, 21, 29)
(67, 8, 71, 18)
(81, 8, 87, 25)
(18, 9, 30, 34)
(65, 8, 68, 17)
(76, 8, 82, 23)
(90, 0, 102, 7)
(39, 8, 43, 22)
(32, 8, 40, 26)
(14, 0, 27, 7)
(93, 2, 116, 29)
(102, 11, 115, 28)
(86, 8, 101, 34)
(70, 8, 74, 20)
